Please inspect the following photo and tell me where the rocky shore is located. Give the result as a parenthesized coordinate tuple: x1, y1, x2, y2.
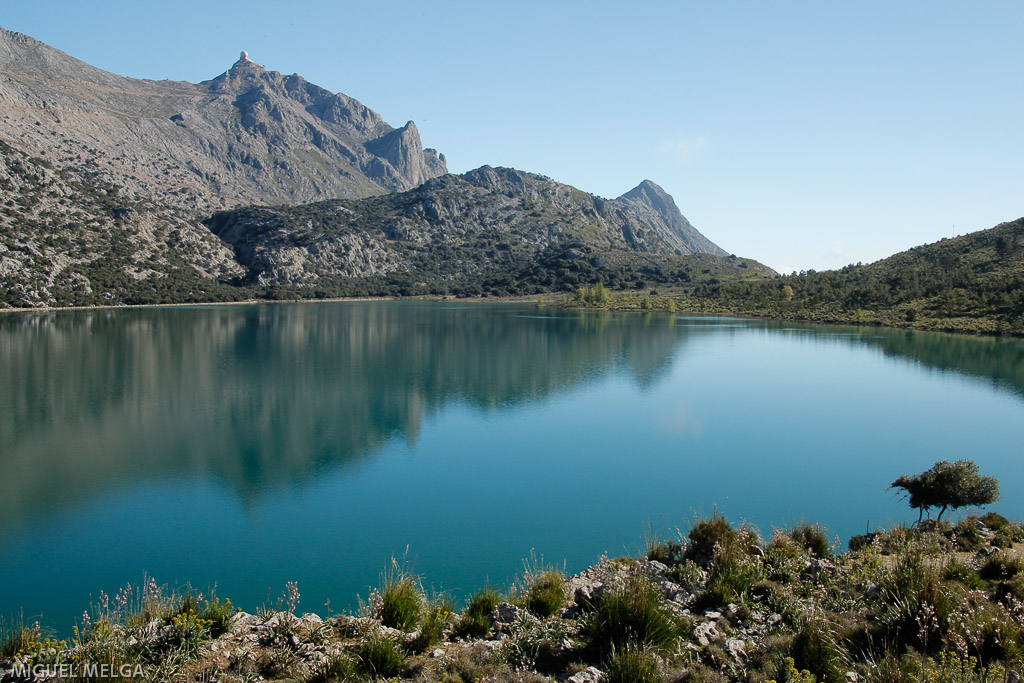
(3, 514, 1023, 682)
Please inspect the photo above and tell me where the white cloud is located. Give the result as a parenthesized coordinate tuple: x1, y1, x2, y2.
(656, 136, 708, 163)
(825, 242, 846, 260)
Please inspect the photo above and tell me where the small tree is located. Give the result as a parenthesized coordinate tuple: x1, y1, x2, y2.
(891, 459, 1000, 522)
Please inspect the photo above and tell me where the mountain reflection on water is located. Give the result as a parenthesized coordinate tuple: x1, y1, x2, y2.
(0, 302, 700, 529)
(3, 301, 1024, 632)
(3, 302, 1023, 536)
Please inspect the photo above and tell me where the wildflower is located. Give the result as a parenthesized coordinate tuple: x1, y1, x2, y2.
(284, 581, 300, 612)
(115, 583, 130, 611)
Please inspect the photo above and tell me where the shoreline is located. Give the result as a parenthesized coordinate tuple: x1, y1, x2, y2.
(3, 293, 1019, 340)
(3, 514, 1021, 682)
(0, 294, 554, 315)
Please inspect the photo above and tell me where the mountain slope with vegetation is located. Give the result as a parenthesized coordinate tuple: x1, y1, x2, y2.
(0, 28, 767, 308)
(615, 218, 1024, 336)
(0, 132, 768, 306)
(0, 139, 246, 307)
(204, 166, 767, 298)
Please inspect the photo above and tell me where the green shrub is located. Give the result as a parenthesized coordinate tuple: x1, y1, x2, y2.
(356, 632, 404, 679)
(411, 596, 454, 652)
(526, 571, 565, 618)
(941, 560, 984, 590)
(879, 549, 957, 653)
(979, 618, 1024, 664)
(1, 612, 39, 659)
(847, 533, 876, 553)
(664, 559, 704, 587)
(200, 595, 237, 638)
(499, 610, 575, 671)
(979, 512, 1009, 532)
(580, 572, 679, 655)
(308, 653, 359, 683)
(950, 518, 983, 551)
(455, 588, 500, 639)
(646, 534, 685, 565)
(791, 613, 849, 681)
(380, 575, 424, 632)
(980, 552, 1024, 581)
(605, 642, 664, 683)
(688, 511, 738, 564)
(991, 577, 1024, 606)
(992, 530, 1014, 548)
(695, 555, 764, 610)
(789, 522, 832, 558)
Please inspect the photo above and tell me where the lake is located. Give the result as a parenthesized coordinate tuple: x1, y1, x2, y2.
(2, 301, 1023, 632)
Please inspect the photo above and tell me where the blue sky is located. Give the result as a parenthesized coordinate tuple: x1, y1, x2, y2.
(4, 1, 1022, 272)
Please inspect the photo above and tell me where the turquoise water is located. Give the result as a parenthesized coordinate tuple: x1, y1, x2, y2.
(2, 301, 1023, 632)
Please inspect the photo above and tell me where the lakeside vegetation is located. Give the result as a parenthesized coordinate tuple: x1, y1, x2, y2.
(566, 219, 1024, 337)
(6, 512, 1024, 681)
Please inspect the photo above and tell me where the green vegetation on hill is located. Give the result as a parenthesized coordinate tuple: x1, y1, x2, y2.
(0, 140, 251, 308)
(682, 219, 1024, 336)
(203, 166, 773, 300)
(1, 137, 772, 307)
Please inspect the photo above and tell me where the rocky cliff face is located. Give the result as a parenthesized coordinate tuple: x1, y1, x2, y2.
(0, 29, 447, 211)
(0, 28, 451, 306)
(618, 180, 726, 256)
(205, 166, 763, 294)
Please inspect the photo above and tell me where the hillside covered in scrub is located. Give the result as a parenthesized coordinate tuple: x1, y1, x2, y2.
(676, 218, 1024, 336)
(203, 168, 769, 299)
(4, 513, 1024, 683)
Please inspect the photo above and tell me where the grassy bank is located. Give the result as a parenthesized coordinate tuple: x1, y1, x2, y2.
(4, 513, 1024, 682)
(560, 287, 1024, 338)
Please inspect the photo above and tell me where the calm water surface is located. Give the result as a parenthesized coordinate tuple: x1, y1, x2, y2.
(2, 301, 1023, 631)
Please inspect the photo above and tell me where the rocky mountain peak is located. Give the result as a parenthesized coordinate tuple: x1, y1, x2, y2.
(0, 28, 448, 208)
(620, 179, 671, 209)
(618, 180, 727, 256)
(364, 120, 446, 188)
(228, 50, 263, 74)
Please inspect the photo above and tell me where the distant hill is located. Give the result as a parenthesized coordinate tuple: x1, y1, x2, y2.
(688, 218, 1024, 335)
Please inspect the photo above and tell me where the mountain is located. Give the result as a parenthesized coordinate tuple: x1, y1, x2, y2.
(688, 218, 1024, 335)
(0, 28, 762, 307)
(0, 29, 446, 210)
(618, 179, 725, 256)
(204, 166, 768, 298)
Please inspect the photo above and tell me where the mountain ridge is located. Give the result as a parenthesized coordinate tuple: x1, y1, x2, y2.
(0, 28, 753, 307)
(202, 164, 763, 297)
(0, 28, 447, 209)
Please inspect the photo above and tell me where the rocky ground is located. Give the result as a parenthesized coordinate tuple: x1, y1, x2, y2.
(3, 514, 1024, 682)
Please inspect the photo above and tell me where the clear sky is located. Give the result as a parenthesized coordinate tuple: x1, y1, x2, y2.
(3, 1, 1022, 273)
